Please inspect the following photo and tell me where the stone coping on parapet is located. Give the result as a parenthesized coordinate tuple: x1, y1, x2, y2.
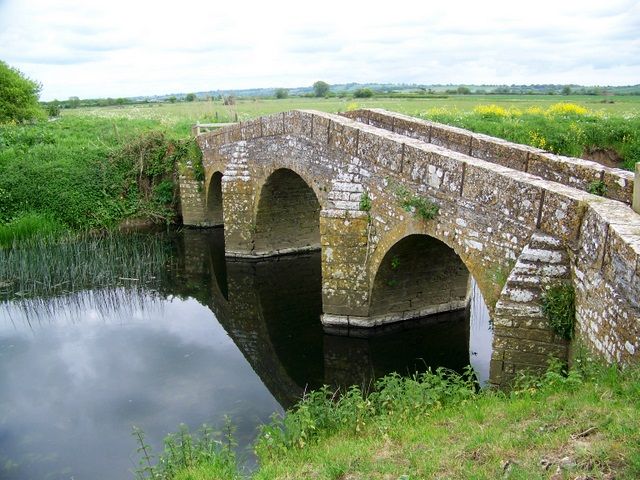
(340, 108, 634, 205)
(196, 109, 640, 273)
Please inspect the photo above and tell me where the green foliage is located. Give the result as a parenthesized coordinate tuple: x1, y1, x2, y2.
(587, 179, 608, 196)
(0, 117, 185, 238)
(134, 421, 240, 480)
(256, 367, 477, 459)
(185, 93, 196, 102)
(353, 88, 374, 98)
(274, 88, 289, 99)
(0, 212, 67, 248)
(358, 191, 371, 212)
(542, 283, 576, 340)
(392, 183, 439, 221)
(46, 101, 60, 118)
(0, 60, 44, 123)
(313, 81, 330, 97)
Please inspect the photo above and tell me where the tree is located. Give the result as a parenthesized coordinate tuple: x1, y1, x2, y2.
(353, 87, 374, 98)
(274, 88, 289, 99)
(561, 85, 572, 95)
(0, 60, 43, 122)
(313, 80, 330, 97)
(185, 93, 196, 102)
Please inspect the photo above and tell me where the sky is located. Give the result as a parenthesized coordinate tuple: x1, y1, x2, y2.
(0, 0, 638, 101)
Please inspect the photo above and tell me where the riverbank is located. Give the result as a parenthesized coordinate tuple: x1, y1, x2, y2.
(0, 116, 201, 247)
(143, 360, 640, 480)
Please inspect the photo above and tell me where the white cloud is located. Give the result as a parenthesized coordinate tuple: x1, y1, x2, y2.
(0, 0, 638, 100)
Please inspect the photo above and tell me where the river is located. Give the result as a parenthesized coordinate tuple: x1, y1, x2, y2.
(0, 229, 492, 479)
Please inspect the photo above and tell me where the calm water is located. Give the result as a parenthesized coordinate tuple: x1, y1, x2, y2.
(0, 229, 492, 480)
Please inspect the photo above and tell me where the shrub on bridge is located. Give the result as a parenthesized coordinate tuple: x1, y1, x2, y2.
(542, 283, 575, 340)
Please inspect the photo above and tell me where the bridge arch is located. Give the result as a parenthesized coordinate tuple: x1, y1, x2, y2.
(367, 220, 500, 318)
(369, 233, 470, 323)
(205, 171, 223, 226)
(253, 168, 322, 256)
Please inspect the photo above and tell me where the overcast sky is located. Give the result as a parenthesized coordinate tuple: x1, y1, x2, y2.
(0, 0, 638, 101)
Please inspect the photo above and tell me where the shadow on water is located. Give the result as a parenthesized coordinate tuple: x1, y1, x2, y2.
(0, 228, 493, 479)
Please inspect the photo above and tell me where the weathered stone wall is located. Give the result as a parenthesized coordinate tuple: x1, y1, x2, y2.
(491, 233, 571, 385)
(187, 109, 640, 386)
(178, 167, 208, 226)
(369, 234, 469, 324)
(254, 169, 321, 255)
(572, 200, 640, 363)
(341, 109, 634, 205)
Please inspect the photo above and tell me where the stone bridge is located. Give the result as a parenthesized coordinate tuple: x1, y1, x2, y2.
(179, 108, 640, 386)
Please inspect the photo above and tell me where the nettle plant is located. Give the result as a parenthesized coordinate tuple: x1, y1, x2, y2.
(542, 282, 576, 340)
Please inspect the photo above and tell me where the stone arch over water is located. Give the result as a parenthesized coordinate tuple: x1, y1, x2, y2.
(369, 234, 470, 323)
(205, 171, 223, 226)
(253, 168, 321, 255)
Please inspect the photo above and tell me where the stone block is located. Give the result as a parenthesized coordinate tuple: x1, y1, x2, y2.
(528, 152, 602, 192)
(602, 168, 634, 205)
(538, 184, 590, 242)
(392, 116, 431, 141)
(311, 114, 331, 144)
(329, 121, 360, 157)
(262, 113, 284, 137)
(287, 110, 313, 137)
(429, 124, 472, 155)
(471, 134, 529, 171)
(357, 130, 403, 172)
(241, 120, 261, 140)
(403, 144, 464, 194)
(462, 163, 542, 226)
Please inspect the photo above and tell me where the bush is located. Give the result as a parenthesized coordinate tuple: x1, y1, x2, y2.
(542, 283, 575, 340)
(0, 60, 44, 123)
(353, 88, 374, 98)
(274, 88, 289, 99)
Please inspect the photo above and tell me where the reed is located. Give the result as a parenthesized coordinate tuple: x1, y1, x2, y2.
(0, 231, 173, 302)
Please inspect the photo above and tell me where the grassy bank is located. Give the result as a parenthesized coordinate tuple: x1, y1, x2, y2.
(139, 361, 640, 479)
(0, 116, 200, 246)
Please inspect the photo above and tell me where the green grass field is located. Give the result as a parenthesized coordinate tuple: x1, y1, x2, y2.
(63, 94, 640, 129)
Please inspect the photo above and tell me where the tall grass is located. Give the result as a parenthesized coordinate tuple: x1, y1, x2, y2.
(0, 212, 67, 248)
(0, 231, 173, 301)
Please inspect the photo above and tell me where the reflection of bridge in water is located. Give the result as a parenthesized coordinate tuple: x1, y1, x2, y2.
(174, 229, 487, 408)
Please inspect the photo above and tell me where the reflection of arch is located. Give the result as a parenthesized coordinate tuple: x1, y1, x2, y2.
(369, 234, 469, 323)
(205, 171, 223, 226)
(253, 168, 321, 255)
(256, 252, 324, 392)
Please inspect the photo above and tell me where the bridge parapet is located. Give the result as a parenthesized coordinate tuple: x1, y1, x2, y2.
(341, 109, 634, 205)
